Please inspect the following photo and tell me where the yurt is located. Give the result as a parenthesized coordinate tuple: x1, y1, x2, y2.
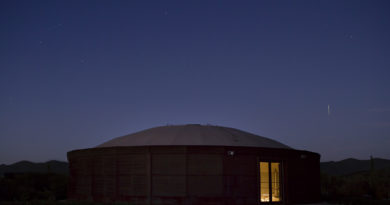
(67, 124, 320, 204)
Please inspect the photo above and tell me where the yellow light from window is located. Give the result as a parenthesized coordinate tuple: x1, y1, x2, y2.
(260, 162, 282, 202)
(271, 162, 281, 202)
(260, 162, 269, 202)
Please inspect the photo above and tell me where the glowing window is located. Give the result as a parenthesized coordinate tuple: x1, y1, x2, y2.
(260, 162, 269, 202)
(259, 161, 282, 202)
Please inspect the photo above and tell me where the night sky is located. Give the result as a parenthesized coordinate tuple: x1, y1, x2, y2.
(1, 1, 390, 164)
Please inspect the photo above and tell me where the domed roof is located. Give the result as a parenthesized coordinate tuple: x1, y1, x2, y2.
(97, 124, 291, 149)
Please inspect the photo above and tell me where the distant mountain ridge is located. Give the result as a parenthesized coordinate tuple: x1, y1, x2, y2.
(320, 158, 390, 176)
(0, 160, 68, 176)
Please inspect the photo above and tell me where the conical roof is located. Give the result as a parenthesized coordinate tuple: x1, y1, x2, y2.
(97, 124, 291, 149)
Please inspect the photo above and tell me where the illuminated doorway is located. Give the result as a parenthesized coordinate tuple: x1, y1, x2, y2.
(259, 161, 282, 203)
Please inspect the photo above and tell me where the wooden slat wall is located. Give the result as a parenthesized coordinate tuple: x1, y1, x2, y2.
(67, 146, 321, 204)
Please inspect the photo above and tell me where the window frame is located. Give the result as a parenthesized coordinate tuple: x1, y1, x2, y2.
(258, 160, 283, 204)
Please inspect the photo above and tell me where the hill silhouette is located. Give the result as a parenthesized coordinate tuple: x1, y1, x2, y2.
(2, 158, 390, 177)
(0, 160, 68, 176)
(321, 158, 390, 176)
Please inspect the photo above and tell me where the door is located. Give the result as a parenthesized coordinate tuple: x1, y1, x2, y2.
(259, 161, 283, 203)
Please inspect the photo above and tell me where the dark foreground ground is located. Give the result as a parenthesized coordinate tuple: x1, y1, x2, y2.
(1, 200, 390, 205)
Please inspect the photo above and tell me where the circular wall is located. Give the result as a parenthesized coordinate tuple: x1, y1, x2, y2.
(67, 145, 320, 204)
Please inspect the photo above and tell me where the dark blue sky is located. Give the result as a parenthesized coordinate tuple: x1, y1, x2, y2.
(1, 1, 389, 164)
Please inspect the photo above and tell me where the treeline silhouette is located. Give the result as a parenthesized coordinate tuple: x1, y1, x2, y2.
(321, 157, 390, 205)
(0, 173, 67, 201)
(0, 160, 68, 202)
